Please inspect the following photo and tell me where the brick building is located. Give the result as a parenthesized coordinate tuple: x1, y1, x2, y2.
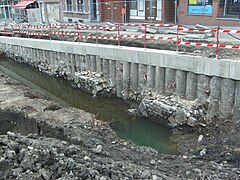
(46, 0, 177, 24)
(99, 0, 176, 23)
(178, 0, 240, 26)
(98, 0, 123, 23)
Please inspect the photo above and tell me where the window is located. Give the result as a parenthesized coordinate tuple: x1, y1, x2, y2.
(77, 0, 83, 12)
(226, 0, 240, 15)
(188, 0, 213, 15)
(130, 0, 137, 10)
(66, 0, 72, 11)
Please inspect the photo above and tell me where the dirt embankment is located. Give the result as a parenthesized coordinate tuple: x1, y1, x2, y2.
(0, 71, 239, 179)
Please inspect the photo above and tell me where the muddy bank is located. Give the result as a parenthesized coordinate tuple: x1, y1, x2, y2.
(0, 70, 240, 179)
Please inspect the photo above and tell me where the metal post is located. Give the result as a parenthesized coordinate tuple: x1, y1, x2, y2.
(223, 0, 227, 17)
(61, 24, 64, 41)
(201, 0, 205, 25)
(216, 26, 220, 59)
(49, 24, 52, 41)
(176, 24, 179, 52)
(117, 24, 121, 47)
(96, 24, 98, 46)
(124, 0, 127, 23)
(27, 25, 29, 38)
(78, 25, 82, 44)
(111, 2, 114, 23)
(144, 24, 147, 49)
(3, 24, 5, 36)
(174, 0, 178, 24)
(19, 25, 20, 37)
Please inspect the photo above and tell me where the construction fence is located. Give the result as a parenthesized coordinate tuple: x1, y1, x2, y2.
(0, 22, 239, 59)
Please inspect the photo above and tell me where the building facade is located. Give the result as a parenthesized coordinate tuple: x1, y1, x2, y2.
(61, 0, 100, 23)
(128, 0, 175, 23)
(98, 0, 176, 23)
(178, 0, 240, 26)
(43, 0, 60, 23)
(42, 0, 176, 24)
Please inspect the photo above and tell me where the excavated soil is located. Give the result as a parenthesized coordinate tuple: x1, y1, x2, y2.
(0, 68, 240, 179)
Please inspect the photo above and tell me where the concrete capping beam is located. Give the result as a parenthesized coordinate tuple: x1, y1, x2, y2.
(0, 37, 239, 80)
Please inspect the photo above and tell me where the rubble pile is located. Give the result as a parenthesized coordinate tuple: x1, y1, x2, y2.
(138, 94, 207, 127)
(0, 132, 163, 180)
(74, 71, 115, 96)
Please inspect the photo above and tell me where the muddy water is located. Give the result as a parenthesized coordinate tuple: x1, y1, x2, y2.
(0, 57, 177, 154)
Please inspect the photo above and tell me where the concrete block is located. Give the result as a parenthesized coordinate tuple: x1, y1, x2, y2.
(102, 58, 109, 78)
(233, 81, 240, 120)
(205, 59, 230, 78)
(165, 68, 176, 96)
(138, 64, 147, 91)
(90, 55, 97, 72)
(147, 65, 155, 88)
(186, 72, 197, 100)
(123, 62, 130, 98)
(219, 78, 235, 119)
(96, 56, 103, 73)
(192, 57, 206, 74)
(196, 75, 210, 102)
(207, 76, 221, 120)
(229, 61, 240, 81)
(163, 54, 194, 72)
(175, 70, 187, 98)
(109, 60, 116, 87)
(118, 47, 139, 64)
(155, 67, 165, 94)
(116, 61, 123, 97)
(130, 62, 138, 91)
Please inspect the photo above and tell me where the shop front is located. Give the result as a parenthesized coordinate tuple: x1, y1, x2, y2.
(221, 0, 240, 18)
(178, 0, 240, 26)
(129, 0, 162, 21)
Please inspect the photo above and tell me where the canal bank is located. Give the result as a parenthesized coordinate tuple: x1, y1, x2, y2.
(0, 37, 240, 127)
(0, 69, 240, 179)
(0, 57, 175, 154)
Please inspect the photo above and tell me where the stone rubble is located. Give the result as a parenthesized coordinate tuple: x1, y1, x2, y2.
(136, 90, 207, 127)
(0, 68, 240, 179)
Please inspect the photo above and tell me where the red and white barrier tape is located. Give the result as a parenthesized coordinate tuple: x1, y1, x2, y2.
(1, 29, 240, 50)
(51, 32, 178, 41)
(0, 32, 14, 35)
(28, 25, 51, 29)
(121, 34, 178, 41)
(51, 23, 75, 27)
(27, 32, 50, 36)
(51, 31, 118, 40)
(77, 25, 115, 30)
(1, 23, 240, 35)
(178, 27, 240, 34)
(51, 32, 77, 36)
(119, 23, 173, 27)
(177, 41, 240, 49)
(80, 35, 118, 40)
(148, 24, 174, 27)
(17, 31, 49, 36)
